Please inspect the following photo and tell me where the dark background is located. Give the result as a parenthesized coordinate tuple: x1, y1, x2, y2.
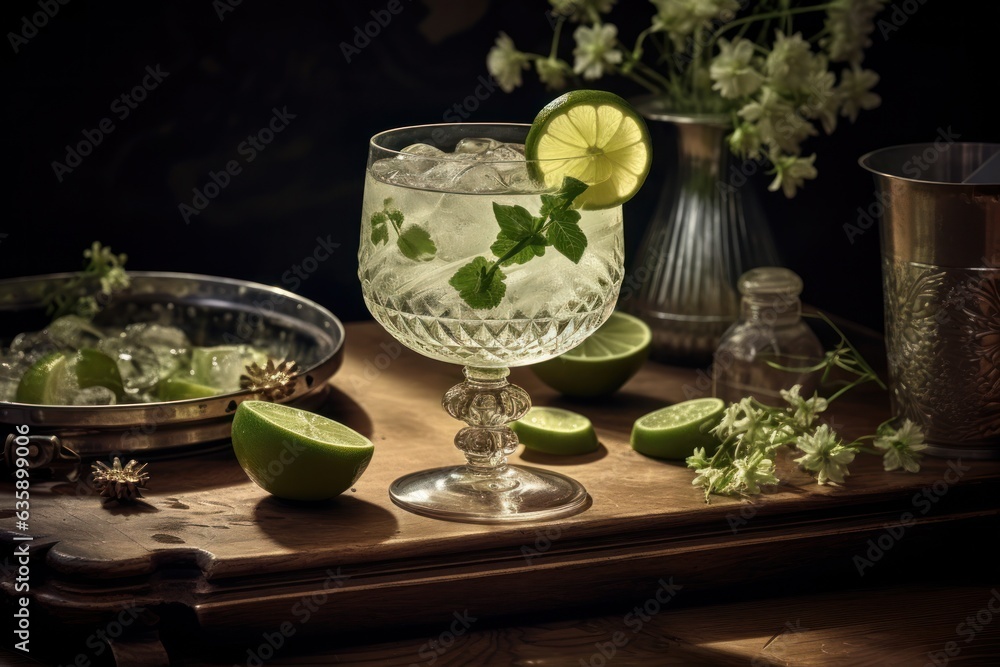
(1, 0, 996, 334)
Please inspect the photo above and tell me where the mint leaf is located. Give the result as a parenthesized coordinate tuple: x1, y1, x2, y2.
(490, 234, 548, 266)
(546, 217, 587, 263)
(493, 203, 535, 240)
(450, 256, 506, 309)
(557, 176, 589, 203)
(370, 211, 389, 245)
(397, 225, 437, 261)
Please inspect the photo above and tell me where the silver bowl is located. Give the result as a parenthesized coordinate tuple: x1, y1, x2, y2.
(0, 272, 345, 461)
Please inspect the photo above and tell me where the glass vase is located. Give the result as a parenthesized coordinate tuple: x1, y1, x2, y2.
(624, 97, 780, 366)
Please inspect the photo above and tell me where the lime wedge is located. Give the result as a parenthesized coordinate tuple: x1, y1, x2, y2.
(16, 349, 124, 405)
(525, 89, 652, 210)
(157, 376, 222, 401)
(512, 406, 599, 455)
(76, 349, 125, 398)
(231, 401, 375, 501)
(631, 398, 725, 460)
(530, 311, 651, 398)
(190, 345, 269, 390)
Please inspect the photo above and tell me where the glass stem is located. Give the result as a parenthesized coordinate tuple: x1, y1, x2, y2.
(443, 366, 530, 475)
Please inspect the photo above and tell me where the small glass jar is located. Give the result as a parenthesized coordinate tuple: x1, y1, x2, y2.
(712, 267, 824, 406)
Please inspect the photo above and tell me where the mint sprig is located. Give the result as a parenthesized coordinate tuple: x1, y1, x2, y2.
(450, 177, 589, 310)
(370, 198, 436, 262)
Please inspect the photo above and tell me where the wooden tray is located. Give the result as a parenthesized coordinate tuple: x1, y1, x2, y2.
(4, 321, 1000, 657)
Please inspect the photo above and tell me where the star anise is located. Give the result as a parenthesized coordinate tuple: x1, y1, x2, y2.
(91, 457, 149, 503)
(239, 358, 299, 401)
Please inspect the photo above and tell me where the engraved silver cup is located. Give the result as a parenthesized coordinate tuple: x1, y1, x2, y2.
(860, 142, 1000, 458)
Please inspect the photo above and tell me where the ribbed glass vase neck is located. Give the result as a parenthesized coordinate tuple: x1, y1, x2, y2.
(675, 122, 729, 175)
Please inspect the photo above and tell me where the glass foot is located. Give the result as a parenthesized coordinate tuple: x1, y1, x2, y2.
(389, 464, 589, 524)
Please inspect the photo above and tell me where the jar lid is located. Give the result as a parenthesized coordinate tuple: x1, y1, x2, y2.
(738, 266, 803, 297)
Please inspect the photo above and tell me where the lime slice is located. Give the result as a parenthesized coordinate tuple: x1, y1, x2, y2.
(230, 400, 375, 501)
(157, 376, 222, 401)
(631, 398, 725, 460)
(512, 406, 599, 455)
(531, 311, 652, 398)
(525, 89, 652, 210)
(190, 345, 269, 390)
(16, 349, 124, 405)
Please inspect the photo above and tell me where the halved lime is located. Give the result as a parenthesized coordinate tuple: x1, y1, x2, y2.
(631, 398, 725, 460)
(512, 406, 599, 455)
(531, 311, 652, 398)
(16, 349, 124, 405)
(231, 400, 375, 501)
(525, 89, 652, 210)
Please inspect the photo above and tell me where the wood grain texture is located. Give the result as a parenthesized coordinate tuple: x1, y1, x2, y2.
(3, 321, 999, 665)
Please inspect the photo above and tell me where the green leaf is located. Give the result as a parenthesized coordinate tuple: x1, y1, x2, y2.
(490, 234, 547, 266)
(557, 176, 589, 203)
(449, 256, 506, 309)
(397, 225, 437, 261)
(546, 217, 587, 263)
(492, 203, 535, 240)
(387, 209, 404, 230)
(370, 211, 389, 245)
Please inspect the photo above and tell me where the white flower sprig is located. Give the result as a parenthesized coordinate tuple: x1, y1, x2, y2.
(487, 0, 889, 197)
(686, 312, 926, 502)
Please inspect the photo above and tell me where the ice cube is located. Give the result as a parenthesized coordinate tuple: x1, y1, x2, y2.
(482, 143, 526, 162)
(100, 340, 165, 392)
(71, 386, 117, 406)
(45, 315, 106, 350)
(454, 163, 506, 192)
(9, 331, 58, 365)
(401, 143, 447, 158)
(454, 138, 501, 155)
(0, 355, 26, 402)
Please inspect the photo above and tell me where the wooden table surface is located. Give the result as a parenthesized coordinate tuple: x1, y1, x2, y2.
(3, 320, 999, 666)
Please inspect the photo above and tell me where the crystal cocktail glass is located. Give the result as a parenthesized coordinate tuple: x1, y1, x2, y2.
(359, 123, 624, 523)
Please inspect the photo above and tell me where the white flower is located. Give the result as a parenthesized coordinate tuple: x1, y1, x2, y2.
(838, 66, 881, 122)
(710, 37, 764, 99)
(874, 419, 928, 473)
(535, 56, 570, 90)
(765, 31, 818, 94)
(780, 384, 829, 429)
(739, 87, 817, 154)
(794, 424, 856, 485)
(487, 32, 530, 93)
(800, 67, 839, 134)
(572, 23, 623, 80)
(768, 152, 818, 198)
(822, 0, 888, 65)
(651, 0, 740, 49)
(728, 121, 763, 160)
(550, 0, 617, 22)
(730, 452, 779, 495)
